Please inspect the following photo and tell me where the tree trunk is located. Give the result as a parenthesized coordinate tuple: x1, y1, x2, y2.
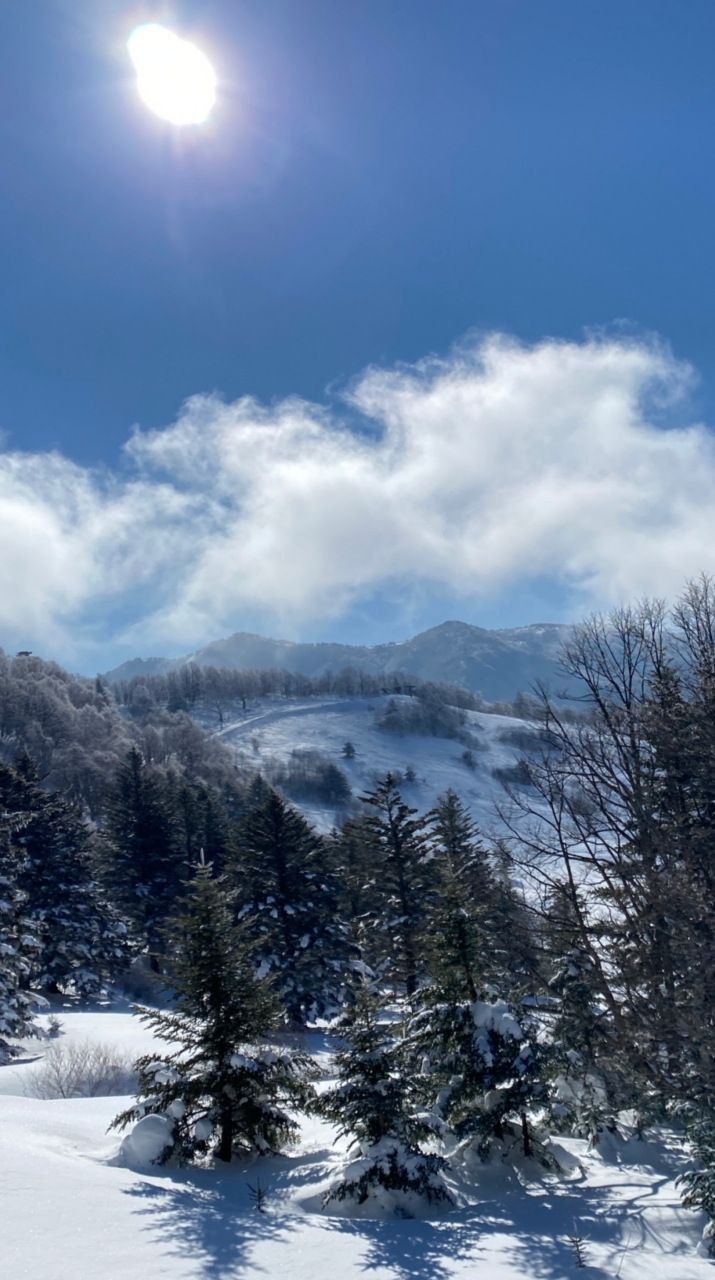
(521, 1111, 531, 1158)
(218, 1107, 233, 1162)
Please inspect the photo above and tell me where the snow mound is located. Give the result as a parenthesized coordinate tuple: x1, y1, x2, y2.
(119, 1113, 174, 1167)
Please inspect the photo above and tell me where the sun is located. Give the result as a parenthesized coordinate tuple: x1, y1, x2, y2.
(127, 24, 216, 126)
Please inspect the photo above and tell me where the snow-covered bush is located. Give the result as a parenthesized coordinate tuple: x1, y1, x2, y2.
(26, 1040, 137, 1098)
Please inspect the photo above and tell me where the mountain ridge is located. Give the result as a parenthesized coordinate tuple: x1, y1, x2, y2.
(104, 619, 572, 703)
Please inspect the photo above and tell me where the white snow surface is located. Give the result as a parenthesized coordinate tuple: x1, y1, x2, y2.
(212, 694, 535, 830)
(0, 1006, 711, 1278)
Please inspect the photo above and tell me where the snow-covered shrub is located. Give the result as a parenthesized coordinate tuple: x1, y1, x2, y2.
(26, 1040, 137, 1098)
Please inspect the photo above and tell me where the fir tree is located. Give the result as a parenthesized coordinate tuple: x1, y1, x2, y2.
(316, 984, 450, 1209)
(114, 859, 313, 1163)
(541, 882, 629, 1141)
(358, 775, 434, 997)
(236, 787, 347, 1023)
(1, 755, 128, 996)
(407, 991, 550, 1161)
(408, 792, 550, 1161)
(426, 790, 493, 1000)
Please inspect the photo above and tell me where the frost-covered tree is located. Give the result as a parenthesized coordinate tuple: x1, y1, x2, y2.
(1, 755, 128, 996)
(316, 985, 450, 1210)
(236, 786, 348, 1023)
(114, 859, 313, 1163)
(0, 811, 40, 1060)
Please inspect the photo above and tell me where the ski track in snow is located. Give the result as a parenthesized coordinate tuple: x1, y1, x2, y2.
(0, 1008, 710, 1279)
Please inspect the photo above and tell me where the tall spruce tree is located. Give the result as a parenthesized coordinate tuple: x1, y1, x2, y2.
(426, 790, 494, 1000)
(357, 774, 434, 997)
(1, 755, 128, 996)
(101, 748, 183, 962)
(315, 984, 450, 1209)
(236, 786, 347, 1023)
(114, 859, 313, 1163)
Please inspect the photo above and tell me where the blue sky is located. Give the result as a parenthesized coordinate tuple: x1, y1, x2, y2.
(2, 0, 715, 668)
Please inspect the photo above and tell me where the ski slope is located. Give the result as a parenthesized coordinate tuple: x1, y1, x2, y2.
(0, 1006, 710, 1279)
(211, 694, 535, 831)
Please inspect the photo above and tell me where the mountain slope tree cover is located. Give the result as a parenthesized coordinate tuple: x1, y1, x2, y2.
(0, 754, 129, 996)
(8, 589, 715, 1240)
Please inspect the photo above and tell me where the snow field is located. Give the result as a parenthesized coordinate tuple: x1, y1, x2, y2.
(214, 694, 533, 830)
(0, 1007, 711, 1279)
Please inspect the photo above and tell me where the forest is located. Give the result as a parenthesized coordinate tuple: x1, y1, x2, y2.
(3, 578, 715, 1230)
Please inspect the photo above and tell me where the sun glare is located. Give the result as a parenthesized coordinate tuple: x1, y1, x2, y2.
(127, 24, 216, 126)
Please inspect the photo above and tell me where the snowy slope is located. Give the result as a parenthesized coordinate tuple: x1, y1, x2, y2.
(211, 694, 534, 831)
(0, 1007, 710, 1280)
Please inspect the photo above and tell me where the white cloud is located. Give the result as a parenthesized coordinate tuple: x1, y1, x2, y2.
(1, 331, 714, 661)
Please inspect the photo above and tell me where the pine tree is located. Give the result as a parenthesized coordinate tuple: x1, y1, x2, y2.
(100, 748, 183, 960)
(358, 774, 434, 997)
(0, 755, 128, 996)
(113, 859, 313, 1163)
(315, 984, 450, 1209)
(236, 787, 348, 1023)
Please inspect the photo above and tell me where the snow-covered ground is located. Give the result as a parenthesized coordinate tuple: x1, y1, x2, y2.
(0, 1006, 710, 1279)
(210, 695, 533, 831)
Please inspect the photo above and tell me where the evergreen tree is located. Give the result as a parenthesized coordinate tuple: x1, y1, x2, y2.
(407, 991, 550, 1161)
(426, 790, 494, 1000)
(540, 881, 627, 1141)
(405, 792, 549, 1161)
(114, 859, 313, 1163)
(358, 775, 434, 996)
(236, 787, 348, 1023)
(315, 984, 450, 1209)
(100, 748, 183, 960)
(0, 755, 128, 996)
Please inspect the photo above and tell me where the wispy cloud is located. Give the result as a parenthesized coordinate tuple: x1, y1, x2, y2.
(1, 331, 713, 663)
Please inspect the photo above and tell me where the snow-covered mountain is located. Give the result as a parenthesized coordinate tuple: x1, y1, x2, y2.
(105, 620, 572, 702)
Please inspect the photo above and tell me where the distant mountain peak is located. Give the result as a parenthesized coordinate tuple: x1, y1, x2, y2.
(104, 619, 572, 703)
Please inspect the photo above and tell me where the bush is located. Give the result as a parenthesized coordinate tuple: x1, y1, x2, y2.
(272, 751, 352, 806)
(26, 1040, 137, 1099)
(491, 762, 533, 788)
